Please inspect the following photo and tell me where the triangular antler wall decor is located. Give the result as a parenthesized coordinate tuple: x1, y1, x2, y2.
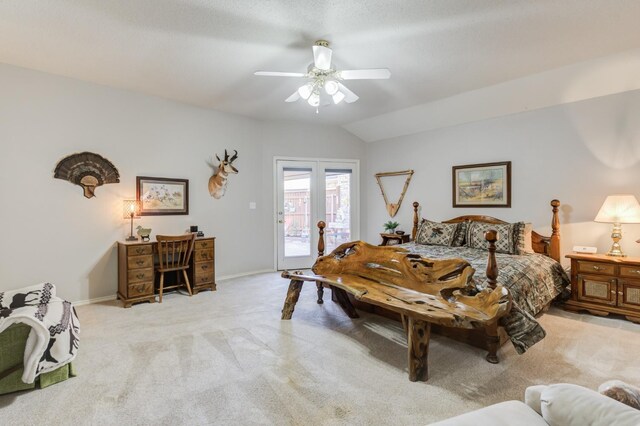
(375, 170, 414, 217)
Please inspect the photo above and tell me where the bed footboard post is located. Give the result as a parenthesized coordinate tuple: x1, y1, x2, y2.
(316, 221, 326, 304)
(412, 202, 420, 241)
(550, 200, 561, 262)
(484, 230, 498, 289)
(484, 229, 500, 361)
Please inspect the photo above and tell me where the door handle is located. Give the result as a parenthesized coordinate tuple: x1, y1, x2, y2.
(278, 220, 283, 223)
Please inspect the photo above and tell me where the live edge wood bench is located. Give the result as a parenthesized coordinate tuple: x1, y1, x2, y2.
(280, 234, 511, 382)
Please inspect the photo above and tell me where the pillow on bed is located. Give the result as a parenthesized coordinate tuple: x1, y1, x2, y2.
(452, 220, 469, 247)
(415, 219, 460, 246)
(523, 223, 534, 254)
(466, 221, 526, 254)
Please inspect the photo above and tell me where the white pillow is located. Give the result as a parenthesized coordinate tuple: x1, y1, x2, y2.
(540, 383, 640, 426)
(523, 223, 534, 254)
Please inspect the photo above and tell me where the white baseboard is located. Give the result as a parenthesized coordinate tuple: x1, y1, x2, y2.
(217, 269, 275, 281)
(72, 269, 276, 305)
(73, 294, 118, 306)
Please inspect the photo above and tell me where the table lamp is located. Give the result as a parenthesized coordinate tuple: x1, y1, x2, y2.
(594, 194, 640, 257)
(122, 199, 140, 241)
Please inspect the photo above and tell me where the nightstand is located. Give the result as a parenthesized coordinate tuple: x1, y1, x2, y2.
(380, 233, 410, 246)
(565, 253, 640, 323)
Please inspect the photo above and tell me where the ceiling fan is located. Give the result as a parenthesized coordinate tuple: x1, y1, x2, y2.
(254, 40, 391, 112)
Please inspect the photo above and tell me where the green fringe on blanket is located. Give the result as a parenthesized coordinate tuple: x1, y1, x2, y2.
(0, 323, 76, 395)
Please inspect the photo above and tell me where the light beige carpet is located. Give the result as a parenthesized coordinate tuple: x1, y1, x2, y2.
(1, 272, 639, 425)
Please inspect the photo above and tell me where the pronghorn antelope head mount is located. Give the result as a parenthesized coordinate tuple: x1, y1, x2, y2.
(208, 149, 239, 199)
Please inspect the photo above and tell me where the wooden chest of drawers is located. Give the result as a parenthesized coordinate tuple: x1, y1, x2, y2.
(117, 237, 216, 307)
(189, 238, 216, 294)
(117, 242, 156, 308)
(565, 253, 640, 323)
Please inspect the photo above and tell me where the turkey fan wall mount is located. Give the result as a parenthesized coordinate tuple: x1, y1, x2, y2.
(254, 40, 391, 112)
(54, 152, 120, 198)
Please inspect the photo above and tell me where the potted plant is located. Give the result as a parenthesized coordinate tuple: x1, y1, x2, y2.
(383, 221, 400, 234)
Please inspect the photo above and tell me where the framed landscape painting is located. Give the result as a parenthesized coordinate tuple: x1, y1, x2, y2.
(136, 176, 189, 215)
(452, 161, 511, 208)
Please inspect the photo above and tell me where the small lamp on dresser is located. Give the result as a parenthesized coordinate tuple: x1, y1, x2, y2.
(122, 199, 140, 241)
(594, 194, 640, 257)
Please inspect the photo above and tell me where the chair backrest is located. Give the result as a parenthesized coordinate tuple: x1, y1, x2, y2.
(156, 234, 196, 271)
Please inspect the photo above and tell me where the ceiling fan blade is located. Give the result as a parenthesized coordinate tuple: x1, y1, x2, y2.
(337, 83, 359, 103)
(254, 71, 307, 77)
(312, 45, 332, 70)
(339, 68, 391, 80)
(284, 91, 300, 103)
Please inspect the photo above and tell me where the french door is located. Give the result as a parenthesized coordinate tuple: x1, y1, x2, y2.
(275, 159, 359, 270)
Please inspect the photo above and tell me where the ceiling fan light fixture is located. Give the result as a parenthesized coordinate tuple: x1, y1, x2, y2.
(332, 91, 345, 104)
(297, 83, 314, 100)
(324, 80, 339, 95)
(307, 92, 320, 107)
(255, 39, 390, 112)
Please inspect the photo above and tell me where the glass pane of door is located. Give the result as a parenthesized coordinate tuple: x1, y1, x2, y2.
(276, 159, 357, 271)
(276, 160, 317, 270)
(324, 169, 352, 253)
(283, 168, 311, 257)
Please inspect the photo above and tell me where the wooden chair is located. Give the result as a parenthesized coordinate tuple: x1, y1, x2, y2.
(155, 234, 196, 303)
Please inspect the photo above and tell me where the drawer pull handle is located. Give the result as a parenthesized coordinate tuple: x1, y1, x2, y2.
(136, 260, 145, 266)
(137, 285, 145, 292)
(619, 291, 624, 296)
(592, 265, 602, 271)
(201, 265, 208, 270)
(202, 243, 208, 247)
(136, 248, 144, 254)
(136, 273, 145, 279)
(629, 269, 640, 274)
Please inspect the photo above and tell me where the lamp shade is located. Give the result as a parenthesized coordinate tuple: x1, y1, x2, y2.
(594, 195, 640, 224)
(122, 199, 140, 219)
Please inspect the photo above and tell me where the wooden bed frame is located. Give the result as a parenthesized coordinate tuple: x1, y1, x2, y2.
(410, 199, 562, 263)
(314, 199, 561, 363)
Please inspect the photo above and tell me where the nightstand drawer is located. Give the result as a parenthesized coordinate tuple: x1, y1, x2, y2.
(618, 280, 640, 309)
(577, 261, 615, 276)
(620, 266, 640, 279)
(577, 274, 616, 305)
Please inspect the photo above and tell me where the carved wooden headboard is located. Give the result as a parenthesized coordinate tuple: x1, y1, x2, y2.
(411, 200, 561, 262)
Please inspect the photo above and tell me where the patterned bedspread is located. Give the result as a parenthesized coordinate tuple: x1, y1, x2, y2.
(398, 242, 570, 354)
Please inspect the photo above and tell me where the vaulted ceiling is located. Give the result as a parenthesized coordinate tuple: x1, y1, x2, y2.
(1, 0, 639, 126)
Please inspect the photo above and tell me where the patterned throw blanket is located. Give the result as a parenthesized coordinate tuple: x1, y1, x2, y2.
(398, 242, 570, 354)
(0, 283, 80, 384)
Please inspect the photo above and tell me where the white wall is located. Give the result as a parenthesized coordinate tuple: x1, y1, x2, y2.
(5, 60, 639, 303)
(365, 89, 640, 264)
(345, 48, 640, 142)
(0, 64, 365, 302)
